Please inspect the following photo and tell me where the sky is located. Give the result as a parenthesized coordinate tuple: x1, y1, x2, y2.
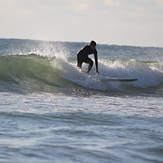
(0, 0, 163, 47)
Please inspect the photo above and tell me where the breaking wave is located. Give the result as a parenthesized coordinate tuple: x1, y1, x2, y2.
(0, 54, 162, 96)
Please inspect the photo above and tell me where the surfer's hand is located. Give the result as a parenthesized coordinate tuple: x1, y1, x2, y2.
(96, 69, 99, 75)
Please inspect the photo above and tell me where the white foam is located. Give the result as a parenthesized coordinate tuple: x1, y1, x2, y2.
(99, 59, 163, 88)
(51, 58, 163, 90)
(51, 58, 107, 90)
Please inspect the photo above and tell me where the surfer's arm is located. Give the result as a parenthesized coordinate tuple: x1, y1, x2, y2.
(94, 51, 99, 74)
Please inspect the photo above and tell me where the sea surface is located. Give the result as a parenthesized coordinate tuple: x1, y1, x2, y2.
(0, 38, 163, 163)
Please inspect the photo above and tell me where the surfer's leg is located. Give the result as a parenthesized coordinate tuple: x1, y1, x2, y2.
(86, 58, 93, 74)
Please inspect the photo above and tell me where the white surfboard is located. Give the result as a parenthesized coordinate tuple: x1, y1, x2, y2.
(97, 76, 138, 82)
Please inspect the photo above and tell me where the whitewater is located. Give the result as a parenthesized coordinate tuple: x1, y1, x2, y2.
(0, 39, 163, 163)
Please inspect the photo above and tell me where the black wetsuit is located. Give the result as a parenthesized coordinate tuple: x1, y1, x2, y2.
(77, 45, 98, 69)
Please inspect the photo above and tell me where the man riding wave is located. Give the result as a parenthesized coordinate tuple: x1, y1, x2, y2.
(77, 40, 99, 74)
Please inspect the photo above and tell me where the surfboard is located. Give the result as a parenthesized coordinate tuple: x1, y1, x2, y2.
(97, 77, 138, 82)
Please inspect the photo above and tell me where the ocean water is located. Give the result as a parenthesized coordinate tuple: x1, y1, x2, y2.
(0, 38, 163, 163)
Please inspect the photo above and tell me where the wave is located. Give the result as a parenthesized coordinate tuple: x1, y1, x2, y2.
(0, 54, 163, 95)
(0, 54, 63, 93)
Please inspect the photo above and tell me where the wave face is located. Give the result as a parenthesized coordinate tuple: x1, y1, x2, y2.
(0, 39, 163, 96)
(0, 55, 75, 94)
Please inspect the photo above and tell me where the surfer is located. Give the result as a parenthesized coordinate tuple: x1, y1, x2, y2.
(77, 40, 99, 74)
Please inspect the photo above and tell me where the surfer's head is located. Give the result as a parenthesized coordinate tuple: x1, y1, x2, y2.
(90, 40, 96, 50)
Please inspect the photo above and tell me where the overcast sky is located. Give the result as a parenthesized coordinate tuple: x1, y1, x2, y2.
(0, 0, 163, 47)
